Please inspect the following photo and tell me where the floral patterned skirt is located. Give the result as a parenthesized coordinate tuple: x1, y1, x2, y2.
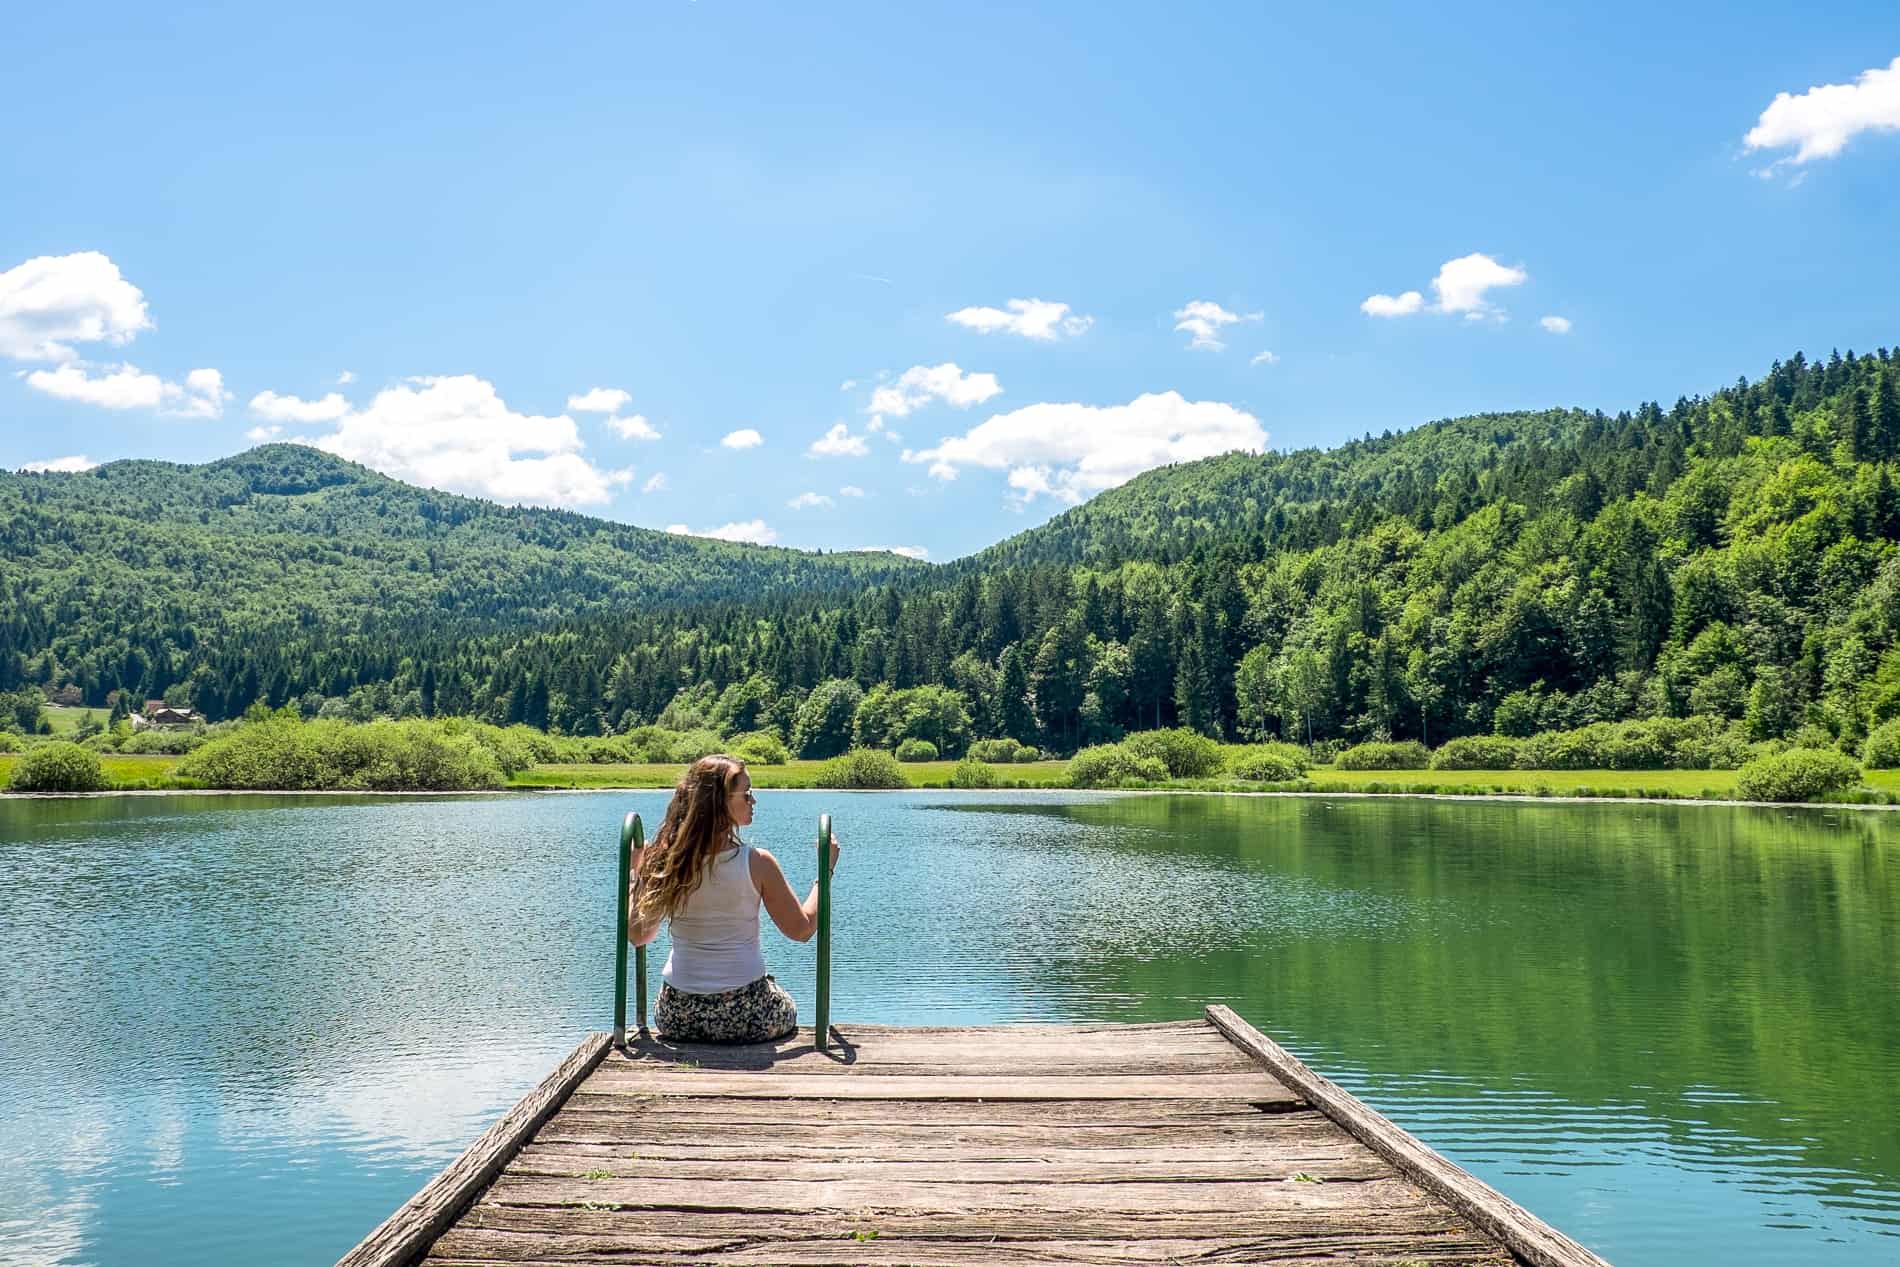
(656, 974, 798, 1044)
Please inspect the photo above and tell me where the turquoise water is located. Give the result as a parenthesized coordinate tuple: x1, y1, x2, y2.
(2, 790, 1897, 1265)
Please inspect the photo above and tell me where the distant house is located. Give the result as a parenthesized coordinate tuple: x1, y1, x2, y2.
(139, 701, 199, 727)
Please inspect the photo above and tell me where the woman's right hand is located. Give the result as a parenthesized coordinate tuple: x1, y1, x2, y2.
(827, 832, 841, 873)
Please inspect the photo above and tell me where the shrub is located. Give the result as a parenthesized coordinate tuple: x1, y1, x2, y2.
(1121, 728, 1223, 778)
(1335, 740, 1431, 770)
(0, 731, 21, 753)
(949, 758, 999, 788)
(1226, 746, 1306, 782)
(1066, 743, 1169, 788)
(1011, 746, 1044, 763)
(968, 738, 1024, 763)
(6, 740, 108, 792)
(1861, 719, 1900, 769)
(1429, 735, 1520, 770)
(813, 748, 908, 789)
(730, 730, 789, 765)
(120, 728, 207, 755)
(1735, 748, 1862, 803)
(894, 738, 939, 763)
(581, 737, 636, 764)
(665, 728, 728, 763)
(1225, 743, 1311, 781)
(177, 717, 504, 790)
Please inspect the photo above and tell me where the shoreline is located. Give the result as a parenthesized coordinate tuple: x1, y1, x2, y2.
(4, 784, 1897, 813)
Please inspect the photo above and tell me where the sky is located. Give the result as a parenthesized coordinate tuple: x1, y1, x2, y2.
(3, 2, 1898, 562)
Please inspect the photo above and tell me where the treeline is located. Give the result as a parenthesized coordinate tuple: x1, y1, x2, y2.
(8, 347, 1900, 757)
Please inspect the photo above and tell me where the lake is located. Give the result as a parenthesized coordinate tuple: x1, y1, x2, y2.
(1, 790, 1896, 1266)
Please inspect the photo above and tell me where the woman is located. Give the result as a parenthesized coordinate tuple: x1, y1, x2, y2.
(628, 754, 840, 1043)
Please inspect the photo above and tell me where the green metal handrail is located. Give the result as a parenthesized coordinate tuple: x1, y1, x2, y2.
(615, 811, 647, 1048)
(815, 813, 832, 1051)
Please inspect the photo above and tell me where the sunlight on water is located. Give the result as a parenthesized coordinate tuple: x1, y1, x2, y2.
(2, 790, 1897, 1266)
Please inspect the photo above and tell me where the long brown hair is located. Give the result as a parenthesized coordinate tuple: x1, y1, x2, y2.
(631, 754, 748, 927)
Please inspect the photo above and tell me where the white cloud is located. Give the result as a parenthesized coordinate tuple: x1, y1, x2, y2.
(1746, 56, 1900, 167)
(245, 425, 283, 443)
(905, 391, 1267, 505)
(868, 363, 1002, 417)
(25, 362, 228, 417)
(839, 485, 865, 498)
(721, 428, 763, 449)
(336, 370, 356, 384)
(566, 387, 631, 413)
(642, 472, 668, 493)
(21, 454, 96, 473)
(663, 519, 779, 545)
(706, 519, 776, 545)
(1540, 315, 1573, 334)
(839, 378, 858, 391)
(250, 389, 351, 423)
(788, 491, 833, 509)
(1361, 290, 1424, 317)
(1172, 300, 1259, 350)
(0, 251, 152, 362)
(808, 422, 870, 457)
(1430, 253, 1527, 315)
(945, 298, 1093, 340)
(304, 374, 632, 507)
(1250, 350, 1280, 366)
(607, 414, 661, 440)
(853, 545, 928, 560)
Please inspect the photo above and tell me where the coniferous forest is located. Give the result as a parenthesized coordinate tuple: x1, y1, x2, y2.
(5, 347, 1900, 756)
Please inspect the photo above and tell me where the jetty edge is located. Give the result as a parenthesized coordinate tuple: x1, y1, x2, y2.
(332, 1011, 1610, 1267)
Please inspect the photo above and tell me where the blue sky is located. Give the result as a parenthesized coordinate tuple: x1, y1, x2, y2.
(4, 2, 1897, 561)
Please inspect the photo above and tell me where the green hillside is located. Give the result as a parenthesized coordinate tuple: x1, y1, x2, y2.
(0, 443, 923, 711)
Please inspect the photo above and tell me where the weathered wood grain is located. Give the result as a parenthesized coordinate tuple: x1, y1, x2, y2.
(366, 1015, 1595, 1267)
(1209, 1004, 1610, 1267)
(332, 1032, 611, 1267)
(575, 1071, 1292, 1100)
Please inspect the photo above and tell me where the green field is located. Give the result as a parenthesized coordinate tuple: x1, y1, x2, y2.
(41, 706, 109, 735)
(4, 751, 1897, 802)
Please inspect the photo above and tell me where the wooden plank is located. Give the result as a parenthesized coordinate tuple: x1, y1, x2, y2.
(1208, 1004, 1610, 1267)
(333, 1032, 612, 1267)
(568, 1071, 1291, 1100)
(557, 1095, 1304, 1124)
(481, 1173, 1434, 1214)
(443, 1202, 1483, 1241)
(597, 1053, 1253, 1077)
(533, 1109, 1342, 1150)
(501, 1152, 1395, 1184)
(425, 1231, 1511, 1265)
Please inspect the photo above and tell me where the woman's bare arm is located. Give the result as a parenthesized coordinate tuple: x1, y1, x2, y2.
(627, 850, 663, 946)
(750, 846, 830, 943)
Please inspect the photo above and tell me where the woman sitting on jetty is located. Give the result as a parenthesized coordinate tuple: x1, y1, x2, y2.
(628, 754, 840, 1043)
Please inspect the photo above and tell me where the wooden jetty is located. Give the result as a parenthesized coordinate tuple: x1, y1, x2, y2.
(335, 814, 1611, 1267)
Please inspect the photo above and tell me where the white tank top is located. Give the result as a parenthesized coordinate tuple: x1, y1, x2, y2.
(661, 843, 768, 994)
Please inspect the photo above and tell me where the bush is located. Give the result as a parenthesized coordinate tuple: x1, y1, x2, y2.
(665, 728, 728, 763)
(177, 717, 504, 790)
(6, 740, 107, 792)
(894, 738, 939, 762)
(1861, 719, 1900, 769)
(813, 748, 908, 789)
(1066, 743, 1169, 788)
(1225, 743, 1311, 781)
(1429, 735, 1520, 770)
(949, 758, 999, 788)
(1226, 746, 1306, 782)
(120, 728, 207, 755)
(730, 730, 789, 765)
(1122, 728, 1223, 778)
(1335, 740, 1431, 770)
(1011, 746, 1044, 763)
(968, 738, 1024, 763)
(1735, 748, 1862, 803)
(0, 731, 21, 753)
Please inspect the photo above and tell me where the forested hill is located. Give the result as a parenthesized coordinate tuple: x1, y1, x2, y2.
(7, 348, 1900, 749)
(0, 444, 922, 707)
